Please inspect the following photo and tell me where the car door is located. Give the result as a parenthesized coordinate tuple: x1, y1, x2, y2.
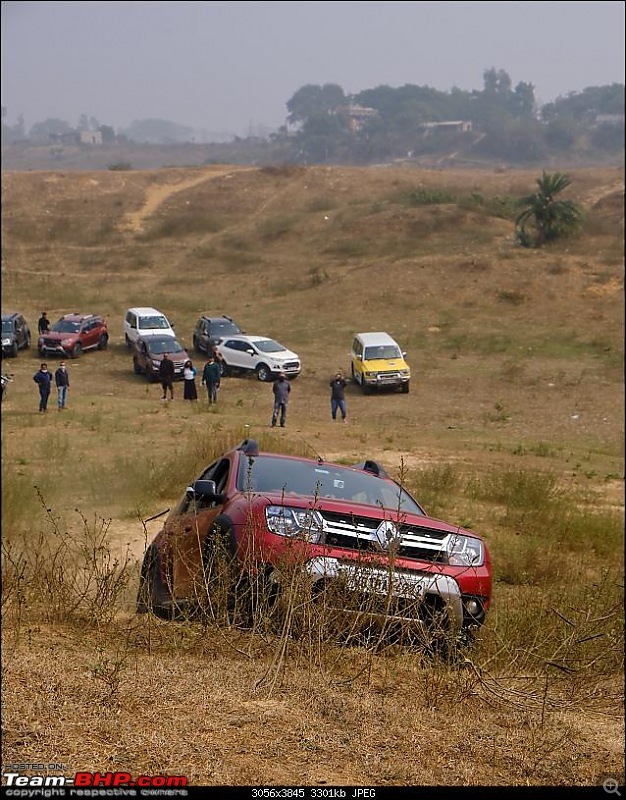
(163, 459, 230, 599)
(81, 319, 98, 349)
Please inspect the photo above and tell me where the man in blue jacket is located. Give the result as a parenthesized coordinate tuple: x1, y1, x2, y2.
(33, 363, 52, 412)
(271, 372, 291, 428)
(55, 362, 70, 410)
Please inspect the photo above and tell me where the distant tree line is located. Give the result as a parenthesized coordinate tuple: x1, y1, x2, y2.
(2, 68, 623, 165)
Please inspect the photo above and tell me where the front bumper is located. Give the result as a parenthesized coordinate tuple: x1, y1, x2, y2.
(273, 556, 464, 634)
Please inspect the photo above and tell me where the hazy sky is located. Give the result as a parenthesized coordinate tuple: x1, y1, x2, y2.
(1, 1, 624, 137)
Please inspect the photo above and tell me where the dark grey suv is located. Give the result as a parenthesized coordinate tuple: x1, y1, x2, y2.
(2, 313, 31, 357)
(192, 314, 242, 354)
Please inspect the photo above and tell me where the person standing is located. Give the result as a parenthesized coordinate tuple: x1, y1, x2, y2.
(159, 352, 175, 401)
(201, 354, 221, 405)
(33, 363, 52, 412)
(183, 359, 198, 401)
(54, 361, 70, 410)
(38, 311, 50, 335)
(271, 372, 291, 428)
(329, 371, 348, 422)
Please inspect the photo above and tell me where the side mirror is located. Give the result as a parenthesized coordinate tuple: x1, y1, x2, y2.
(186, 479, 220, 501)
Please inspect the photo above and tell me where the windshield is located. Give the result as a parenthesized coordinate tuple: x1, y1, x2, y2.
(1, 320, 13, 333)
(256, 339, 285, 354)
(364, 345, 401, 360)
(51, 319, 80, 333)
(236, 455, 425, 515)
(148, 338, 184, 355)
(212, 320, 241, 335)
(139, 316, 170, 330)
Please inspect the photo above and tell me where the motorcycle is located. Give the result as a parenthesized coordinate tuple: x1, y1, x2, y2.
(1, 373, 13, 403)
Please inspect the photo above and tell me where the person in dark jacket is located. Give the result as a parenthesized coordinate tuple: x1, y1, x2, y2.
(201, 355, 221, 404)
(271, 372, 291, 428)
(329, 371, 348, 422)
(159, 352, 175, 400)
(33, 363, 52, 412)
(38, 312, 50, 335)
(54, 361, 70, 410)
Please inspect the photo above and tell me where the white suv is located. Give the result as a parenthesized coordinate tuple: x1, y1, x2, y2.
(216, 335, 301, 381)
(124, 307, 175, 348)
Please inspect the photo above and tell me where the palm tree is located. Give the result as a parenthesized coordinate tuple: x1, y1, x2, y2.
(515, 171, 583, 247)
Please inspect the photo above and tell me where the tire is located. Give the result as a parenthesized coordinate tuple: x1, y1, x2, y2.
(125, 334, 132, 349)
(24, 333, 31, 350)
(136, 544, 182, 620)
(38, 348, 45, 358)
(401, 381, 410, 394)
(193, 336, 202, 354)
(220, 361, 230, 378)
(10, 343, 18, 358)
(362, 383, 372, 395)
(97, 334, 108, 350)
(133, 358, 143, 375)
(256, 363, 272, 382)
(71, 343, 83, 358)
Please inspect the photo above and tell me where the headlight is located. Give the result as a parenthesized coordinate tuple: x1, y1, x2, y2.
(399, 369, 410, 376)
(364, 371, 376, 378)
(446, 533, 484, 567)
(265, 505, 323, 542)
(152, 360, 161, 368)
(1, 339, 10, 346)
(61, 338, 73, 346)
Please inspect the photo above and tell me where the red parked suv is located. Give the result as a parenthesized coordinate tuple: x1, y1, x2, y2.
(38, 313, 108, 358)
(137, 440, 492, 649)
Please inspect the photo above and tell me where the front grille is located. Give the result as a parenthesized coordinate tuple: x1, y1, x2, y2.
(321, 510, 449, 563)
(282, 361, 300, 370)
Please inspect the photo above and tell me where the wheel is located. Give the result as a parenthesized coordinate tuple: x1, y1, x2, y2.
(71, 343, 83, 358)
(24, 333, 31, 350)
(38, 348, 45, 357)
(133, 358, 142, 375)
(362, 383, 372, 395)
(136, 544, 182, 620)
(193, 336, 202, 354)
(401, 381, 410, 394)
(10, 343, 18, 358)
(97, 334, 108, 350)
(125, 334, 132, 349)
(220, 361, 230, 378)
(256, 363, 272, 382)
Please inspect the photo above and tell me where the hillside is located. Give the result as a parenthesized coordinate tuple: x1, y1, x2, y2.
(1, 163, 624, 788)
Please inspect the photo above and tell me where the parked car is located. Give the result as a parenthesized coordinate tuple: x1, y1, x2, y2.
(137, 439, 492, 650)
(1, 313, 31, 357)
(124, 307, 175, 348)
(216, 334, 301, 381)
(350, 331, 411, 394)
(38, 313, 108, 358)
(192, 314, 243, 354)
(131, 334, 189, 382)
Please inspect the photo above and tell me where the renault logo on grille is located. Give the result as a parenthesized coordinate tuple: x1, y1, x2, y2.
(374, 520, 401, 550)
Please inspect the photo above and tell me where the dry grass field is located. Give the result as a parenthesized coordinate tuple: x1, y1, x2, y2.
(1, 162, 624, 789)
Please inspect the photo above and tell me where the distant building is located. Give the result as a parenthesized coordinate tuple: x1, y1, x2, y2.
(336, 104, 379, 132)
(420, 121, 473, 133)
(594, 114, 624, 127)
(80, 130, 103, 145)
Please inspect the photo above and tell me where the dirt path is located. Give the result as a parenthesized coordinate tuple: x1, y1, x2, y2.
(121, 167, 254, 232)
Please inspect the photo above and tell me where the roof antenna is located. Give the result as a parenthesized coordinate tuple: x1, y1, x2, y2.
(294, 430, 325, 464)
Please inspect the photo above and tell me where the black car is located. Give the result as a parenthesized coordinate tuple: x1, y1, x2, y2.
(1, 313, 31, 357)
(131, 334, 189, 382)
(192, 314, 242, 354)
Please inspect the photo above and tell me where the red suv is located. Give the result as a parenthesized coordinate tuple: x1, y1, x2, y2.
(38, 313, 108, 358)
(137, 440, 492, 650)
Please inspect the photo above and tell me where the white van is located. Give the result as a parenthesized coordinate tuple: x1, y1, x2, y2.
(124, 307, 175, 347)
